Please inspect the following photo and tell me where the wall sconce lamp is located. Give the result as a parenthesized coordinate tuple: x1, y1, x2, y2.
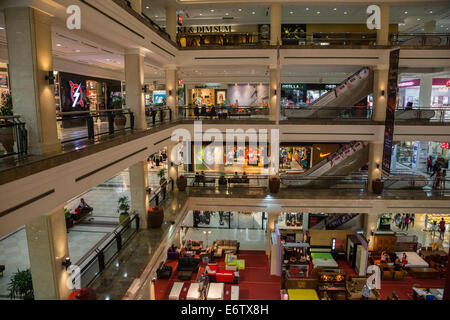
(274, 89, 277, 95)
(146, 187, 152, 195)
(62, 257, 72, 270)
(45, 71, 55, 85)
(376, 163, 380, 169)
(168, 90, 173, 96)
(371, 230, 375, 236)
(142, 85, 149, 93)
(381, 90, 385, 97)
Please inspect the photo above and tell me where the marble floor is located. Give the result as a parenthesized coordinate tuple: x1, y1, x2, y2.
(0, 166, 166, 298)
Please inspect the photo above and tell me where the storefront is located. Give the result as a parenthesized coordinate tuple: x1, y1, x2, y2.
(228, 83, 269, 107)
(281, 83, 338, 108)
(0, 65, 9, 99)
(190, 142, 269, 173)
(280, 143, 340, 173)
(398, 78, 450, 108)
(394, 141, 449, 172)
(191, 87, 216, 106)
(182, 211, 266, 230)
(56, 71, 122, 113)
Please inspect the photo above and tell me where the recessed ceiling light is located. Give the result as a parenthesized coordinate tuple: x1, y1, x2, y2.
(155, 15, 158, 18)
(238, 9, 242, 12)
(417, 18, 421, 21)
(225, 13, 229, 16)
(146, 6, 149, 9)
(0, 27, 4, 30)
(199, 13, 202, 16)
(404, 11, 408, 14)
(333, 8, 337, 11)
(306, 8, 309, 11)
(429, 10, 433, 14)
(344, 11, 348, 15)
(210, 9, 214, 12)
(75, 49, 80, 52)
(290, 11, 294, 14)
(252, 11, 255, 14)
(317, 11, 320, 14)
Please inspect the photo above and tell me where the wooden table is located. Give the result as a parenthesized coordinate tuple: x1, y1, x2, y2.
(409, 267, 440, 279)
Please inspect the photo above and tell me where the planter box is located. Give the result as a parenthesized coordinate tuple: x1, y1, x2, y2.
(114, 114, 127, 129)
(148, 206, 164, 228)
(372, 180, 384, 195)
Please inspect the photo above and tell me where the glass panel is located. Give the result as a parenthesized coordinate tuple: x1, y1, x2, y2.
(80, 258, 100, 288)
(103, 239, 118, 265)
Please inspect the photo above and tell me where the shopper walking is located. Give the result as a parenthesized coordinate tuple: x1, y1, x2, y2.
(439, 218, 446, 240)
(434, 169, 442, 190)
(404, 214, 410, 232)
(431, 220, 438, 238)
(427, 156, 433, 174)
(410, 213, 415, 228)
(401, 214, 406, 230)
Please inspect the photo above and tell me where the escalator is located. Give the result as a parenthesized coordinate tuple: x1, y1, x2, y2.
(284, 67, 373, 119)
(311, 213, 363, 231)
(280, 141, 369, 188)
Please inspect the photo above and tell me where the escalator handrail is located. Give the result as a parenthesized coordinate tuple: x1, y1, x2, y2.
(308, 66, 370, 107)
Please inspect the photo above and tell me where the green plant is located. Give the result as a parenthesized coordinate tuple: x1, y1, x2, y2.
(117, 196, 130, 214)
(64, 208, 71, 220)
(7, 269, 34, 300)
(0, 92, 13, 116)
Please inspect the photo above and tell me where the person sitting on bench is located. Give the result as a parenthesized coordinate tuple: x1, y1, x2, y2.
(78, 198, 92, 212)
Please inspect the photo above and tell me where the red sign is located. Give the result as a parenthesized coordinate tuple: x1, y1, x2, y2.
(178, 78, 183, 87)
(398, 79, 421, 88)
(441, 143, 449, 149)
(177, 15, 183, 26)
(447, 80, 450, 87)
(432, 78, 450, 86)
(69, 81, 84, 108)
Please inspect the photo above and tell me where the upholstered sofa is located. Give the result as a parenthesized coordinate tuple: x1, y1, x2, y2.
(156, 262, 172, 279)
(212, 240, 240, 258)
(346, 276, 379, 300)
(167, 246, 180, 260)
(177, 257, 200, 273)
(205, 264, 238, 284)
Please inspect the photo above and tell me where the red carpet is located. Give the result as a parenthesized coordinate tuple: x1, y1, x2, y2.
(155, 250, 281, 300)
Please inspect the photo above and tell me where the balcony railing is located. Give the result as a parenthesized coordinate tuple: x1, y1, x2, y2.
(282, 106, 372, 121)
(184, 172, 269, 189)
(57, 109, 135, 144)
(390, 33, 450, 47)
(395, 107, 450, 122)
(145, 106, 172, 127)
(0, 115, 27, 158)
(179, 106, 270, 120)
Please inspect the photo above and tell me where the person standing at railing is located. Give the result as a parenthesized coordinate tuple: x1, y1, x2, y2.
(434, 169, 442, 190)
(427, 156, 433, 174)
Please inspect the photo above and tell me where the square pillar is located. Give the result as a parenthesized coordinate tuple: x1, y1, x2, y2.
(166, 6, 177, 42)
(377, 4, 390, 46)
(4, 6, 61, 155)
(129, 161, 149, 229)
(270, 4, 282, 46)
(165, 68, 178, 121)
(25, 206, 71, 300)
(364, 213, 380, 250)
(373, 67, 389, 122)
(266, 212, 279, 255)
(125, 49, 146, 130)
(269, 68, 280, 123)
(419, 75, 433, 107)
(367, 143, 383, 192)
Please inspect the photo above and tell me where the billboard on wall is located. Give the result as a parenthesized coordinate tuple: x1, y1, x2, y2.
(228, 84, 269, 106)
(381, 49, 400, 178)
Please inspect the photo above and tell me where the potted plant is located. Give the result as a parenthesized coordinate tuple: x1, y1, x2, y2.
(176, 174, 187, 191)
(7, 269, 34, 300)
(148, 206, 164, 228)
(113, 96, 126, 129)
(372, 178, 384, 195)
(65, 208, 74, 229)
(117, 196, 131, 227)
(158, 169, 166, 186)
(269, 175, 281, 193)
(218, 173, 227, 187)
(0, 92, 14, 154)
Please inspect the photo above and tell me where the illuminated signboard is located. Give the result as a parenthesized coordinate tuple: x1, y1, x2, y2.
(447, 80, 450, 87)
(441, 142, 449, 149)
(69, 81, 84, 107)
(178, 78, 183, 87)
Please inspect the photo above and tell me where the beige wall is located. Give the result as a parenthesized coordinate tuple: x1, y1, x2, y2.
(309, 229, 355, 248)
(306, 24, 398, 33)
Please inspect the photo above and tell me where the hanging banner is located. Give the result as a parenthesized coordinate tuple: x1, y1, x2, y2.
(381, 49, 400, 178)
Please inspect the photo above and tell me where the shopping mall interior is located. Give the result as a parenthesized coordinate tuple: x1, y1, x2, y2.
(0, 0, 450, 304)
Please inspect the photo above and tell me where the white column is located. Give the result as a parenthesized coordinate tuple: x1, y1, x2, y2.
(367, 143, 384, 192)
(364, 213, 380, 250)
(266, 212, 279, 255)
(424, 20, 436, 33)
(4, 5, 61, 155)
(270, 4, 282, 46)
(269, 68, 280, 123)
(419, 75, 433, 107)
(168, 142, 179, 187)
(377, 3, 390, 46)
(125, 49, 146, 130)
(25, 206, 71, 300)
(302, 213, 309, 231)
(166, 6, 177, 42)
(129, 161, 149, 229)
(165, 67, 178, 121)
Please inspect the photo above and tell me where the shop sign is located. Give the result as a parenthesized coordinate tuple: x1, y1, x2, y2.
(282, 84, 306, 90)
(178, 78, 183, 87)
(398, 79, 420, 88)
(177, 15, 183, 26)
(441, 142, 449, 149)
(177, 25, 232, 34)
(447, 80, 450, 87)
(431, 78, 450, 86)
(69, 81, 84, 108)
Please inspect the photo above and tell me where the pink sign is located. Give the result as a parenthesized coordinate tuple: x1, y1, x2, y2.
(432, 78, 450, 86)
(398, 79, 420, 88)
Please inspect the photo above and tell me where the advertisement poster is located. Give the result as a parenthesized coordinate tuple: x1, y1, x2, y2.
(382, 49, 400, 178)
(228, 84, 269, 106)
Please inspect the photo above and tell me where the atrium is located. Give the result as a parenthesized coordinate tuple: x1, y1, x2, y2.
(0, 0, 449, 306)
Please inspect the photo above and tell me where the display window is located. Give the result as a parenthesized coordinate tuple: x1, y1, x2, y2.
(280, 146, 311, 172)
(191, 88, 215, 106)
(192, 143, 268, 173)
